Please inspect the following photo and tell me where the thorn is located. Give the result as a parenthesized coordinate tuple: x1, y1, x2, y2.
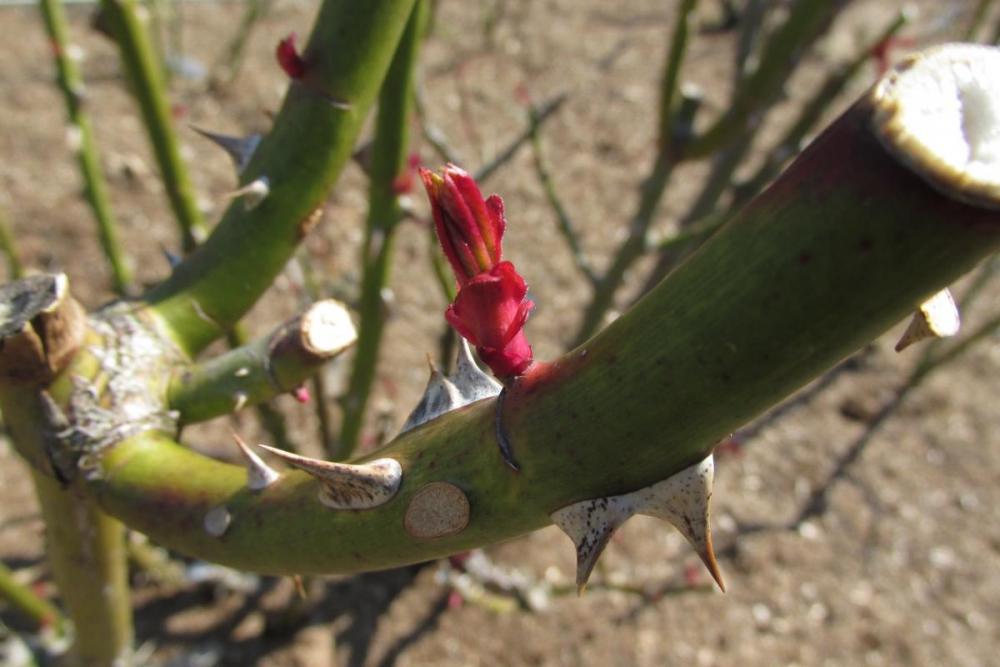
(233, 391, 248, 412)
(550, 495, 635, 593)
(494, 386, 520, 472)
(399, 360, 463, 433)
(256, 444, 402, 510)
(292, 574, 306, 599)
(894, 288, 960, 352)
(191, 126, 262, 174)
(550, 455, 724, 594)
(160, 244, 182, 269)
(452, 339, 502, 402)
(204, 505, 232, 537)
(226, 176, 270, 210)
(632, 456, 725, 592)
(229, 430, 279, 491)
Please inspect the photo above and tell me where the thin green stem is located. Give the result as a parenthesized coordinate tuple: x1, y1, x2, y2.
(41, 0, 132, 295)
(0, 560, 66, 634)
(566, 0, 701, 346)
(210, 0, 271, 87)
(338, 0, 427, 460)
(292, 252, 338, 451)
(733, 9, 910, 207)
(29, 467, 131, 666)
(656, 0, 698, 150)
(169, 301, 355, 425)
(99, 0, 207, 251)
(225, 325, 297, 452)
(682, 0, 850, 159)
(146, 0, 419, 356)
(579, 0, 854, 340)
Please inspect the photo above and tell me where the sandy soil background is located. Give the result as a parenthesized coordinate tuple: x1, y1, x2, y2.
(0, 0, 998, 665)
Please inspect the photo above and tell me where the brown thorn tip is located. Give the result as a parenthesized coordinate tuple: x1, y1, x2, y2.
(700, 530, 726, 593)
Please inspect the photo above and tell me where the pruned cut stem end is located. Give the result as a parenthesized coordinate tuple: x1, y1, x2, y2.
(872, 43, 1000, 209)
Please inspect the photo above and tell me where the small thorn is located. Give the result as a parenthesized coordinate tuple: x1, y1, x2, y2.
(226, 176, 270, 210)
(233, 391, 248, 412)
(204, 505, 232, 537)
(452, 339, 502, 402)
(256, 444, 402, 510)
(551, 495, 634, 592)
(160, 244, 182, 269)
(229, 430, 279, 491)
(292, 574, 306, 599)
(320, 92, 352, 111)
(895, 288, 960, 352)
(494, 386, 520, 472)
(399, 361, 463, 433)
(191, 126, 262, 174)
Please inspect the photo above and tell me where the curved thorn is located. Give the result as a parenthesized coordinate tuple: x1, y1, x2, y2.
(399, 358, 463, 433)
(256, 444, 402, 510)
(633, 455, 725, 592)
(551, 495, 635, 593)
(229, 430, 279, 491)
(452, 339, 502, 402)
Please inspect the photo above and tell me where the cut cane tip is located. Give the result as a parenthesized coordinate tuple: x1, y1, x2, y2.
(872, 43, 1000, 210)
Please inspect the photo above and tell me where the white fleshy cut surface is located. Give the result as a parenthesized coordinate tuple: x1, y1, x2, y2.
(873, 44, 1000, 207)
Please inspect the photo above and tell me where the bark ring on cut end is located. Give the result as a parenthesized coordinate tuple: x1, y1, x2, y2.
(871, 43, 1000, 210)
(0, 273, 85, 382)
(403, 481, 470, 539)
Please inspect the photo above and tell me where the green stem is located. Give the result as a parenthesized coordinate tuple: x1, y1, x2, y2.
(0, 212, 24, 280)
(32, 472, 131, 666)
(41, 0, 132, 295)
(338, 0, 426, 460)
(169, 301, 355, 425)
(682, 0, 850, 160)
(733, 9, 910, 207)
(567, 0, 700, 346)
(577, 0, 854, 341)
(656, 0, 697, 150)
(210, 0, 271, 87)
(224, 326, 297, 452)
(145, 0, 419, 356)
(99, 0, 207, 252)
(0, 559, 66, 634)
(66, 79, 1000, 573)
